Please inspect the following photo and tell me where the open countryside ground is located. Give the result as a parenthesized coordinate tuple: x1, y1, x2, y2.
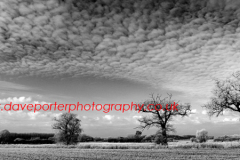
(0, 140, 225, 149)
(0, 142, 240, 160)
(0, 147, 240, 160)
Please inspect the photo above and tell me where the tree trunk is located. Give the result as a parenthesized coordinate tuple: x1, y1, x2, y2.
(161, 126, 168, 145)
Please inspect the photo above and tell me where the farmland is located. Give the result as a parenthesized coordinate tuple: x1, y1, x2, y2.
(0, 147, 240, 160)
(0, 142, 240, 160)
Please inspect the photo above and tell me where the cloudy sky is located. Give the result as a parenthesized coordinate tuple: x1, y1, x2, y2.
(0, 0, 240, 137)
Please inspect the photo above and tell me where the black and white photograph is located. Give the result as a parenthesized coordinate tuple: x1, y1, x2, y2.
(0, 0, 240, 159)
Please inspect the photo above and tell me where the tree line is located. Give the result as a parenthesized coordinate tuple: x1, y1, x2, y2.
(1, 71, 240, 145)
(0, 129, 198, 144)
(0, 130, 54, 144)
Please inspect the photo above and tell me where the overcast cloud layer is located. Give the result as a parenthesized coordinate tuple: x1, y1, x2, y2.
(0, 0, 240, 136)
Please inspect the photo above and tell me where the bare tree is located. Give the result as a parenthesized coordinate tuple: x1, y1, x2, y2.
(52, 113, 82, 145)
(203, 72, 240, 116)
(136, 94, 191, 145)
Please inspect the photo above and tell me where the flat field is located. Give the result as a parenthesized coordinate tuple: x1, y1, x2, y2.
(0, 147, 240, 160)
(0, 142, 240, 160)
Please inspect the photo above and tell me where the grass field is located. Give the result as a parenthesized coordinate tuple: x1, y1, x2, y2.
(0, 147, 240, 160)
(0, 142, 240, 159)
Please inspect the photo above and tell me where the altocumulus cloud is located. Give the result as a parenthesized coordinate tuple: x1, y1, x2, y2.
(1, 0, 240, 99)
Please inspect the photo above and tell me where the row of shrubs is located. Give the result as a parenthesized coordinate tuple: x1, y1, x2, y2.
(3, 129, 229, 145)
(79, 134, 196, 143)
(1, 130, 150, 144)
(10, 133, 54, 140)
(79, 135, 146, 143)
(13, 137, 54, 144)
(0, 130, 55, 144)
(214, 136, 240, 142)
(81, 136, 182, 143)
(190, 133, 240, 143)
